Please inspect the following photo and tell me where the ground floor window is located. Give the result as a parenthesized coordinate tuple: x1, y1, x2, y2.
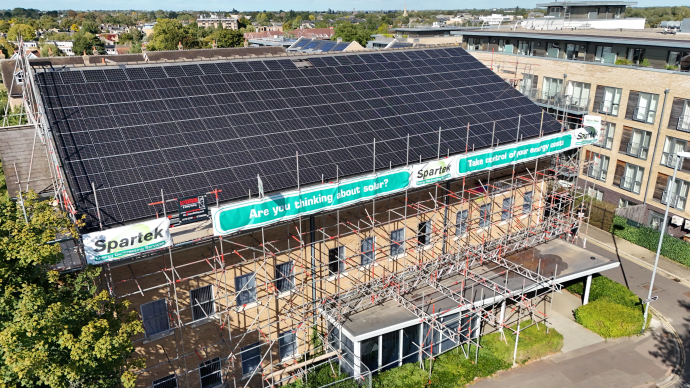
(199, 357, 222, 388)
(648, 210, 665, 231)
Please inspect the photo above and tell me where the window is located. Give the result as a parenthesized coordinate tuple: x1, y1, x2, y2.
(141, 299, 170, 337)
(595, 46, 615, 63)
(588, 188, 604, 201)
(517, 40, 531, 55)
(620, 163, 644, 194)
(234, 273, 257, 307)
(627, 48, 645, 65)
(279, 331, 297, 360)
(587, 153, 609, 181)
(417, 221, 431, 246)
(565, 43, 579, 59)
(523, 191, 533, 212)
(241, 343, 262, 377)
(199, 357, 222, 388)
(661, 137, 687, 169)
(361, 337, 379, 372)
(501, 197, 514, 221)
(381, 331, 400, 371)
(648, 211, 665, 231)
(390, 228, 405, 256)
(598, 87, 622, 116)
(13, 70, 24, 84)
(153, 375, 178, 388)
(479, 203, 491, 228)
(625, 128, 651, 159)
(274, 261, 294, 293)
(595, 122, 615, 149)
(633, 92, 659, 124)
(455, 210, 468, 235)
(663, 177, 690, 211)
(190, 285, 214, 321)
(566, 81, 590, 109)
(677, 100, 690, 132)
(361, 237, 375, 265)
(402, 324, 421, 365)
(541, 77, 562, 100)
(328, 246, 346, 275)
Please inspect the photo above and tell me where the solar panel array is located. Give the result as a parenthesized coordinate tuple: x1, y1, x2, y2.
(35, 47, 562, 229)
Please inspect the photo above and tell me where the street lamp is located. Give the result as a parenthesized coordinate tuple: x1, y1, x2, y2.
(641, 150, 690, 332)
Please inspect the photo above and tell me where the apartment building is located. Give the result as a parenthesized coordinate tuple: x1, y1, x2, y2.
(462, 29, 690, 236)
(197, 14, 239, 30)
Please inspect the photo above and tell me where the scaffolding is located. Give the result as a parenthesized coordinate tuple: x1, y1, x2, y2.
(11, 44, 594, 388)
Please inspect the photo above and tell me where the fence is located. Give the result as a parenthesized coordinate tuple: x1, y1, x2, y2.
(586, 203, 616, 232)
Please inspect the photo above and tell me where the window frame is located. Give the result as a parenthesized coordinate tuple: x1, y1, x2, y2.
(279, 331, 297, 360)
(274, 261, 295, 293)
(190, 285, 215, 321)
(328, 246, 346, 275)
(360, 237, 375, 266)
(625, 128, 652, 160)
(598, 86, 622, 116)
(234, 273, 257, 307)
(390, 228, 405, 256)
(479, 203, 492, 228)
(501, 197, 514, 221)
(417, 220, 432, 247)
(455, 210, 468, 235)
(595, 122, 615, 149)
(660, 136, 687, 169)
(633, 92, 659, 124)
(587, 152, 609, 182)
(662, 177, 690, 211)
(153, 374, 178, 388)
(199, 357, 222, 388)
(140, 299, 170, 337)
(240, 342, 262, 378)
(620, 163, 645, 194)
(648, 210, 665, 231)
(523, 191, 534, 213)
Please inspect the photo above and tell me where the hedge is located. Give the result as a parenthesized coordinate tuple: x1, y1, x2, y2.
(481, 323, 563, 365)
(566, 275, 640, 309)
(574, 299, 650, 338)
(610, 215, 690, 267)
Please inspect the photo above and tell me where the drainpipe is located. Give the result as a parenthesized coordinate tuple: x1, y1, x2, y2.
(310, 214, 317, 324)
(643, 88, 670, 205)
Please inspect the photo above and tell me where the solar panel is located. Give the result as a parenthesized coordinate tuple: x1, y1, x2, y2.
(35, 47, 562, 229)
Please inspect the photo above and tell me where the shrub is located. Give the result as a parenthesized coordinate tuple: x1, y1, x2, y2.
(641, 58, 651, 67)
(481, 324, 563, 365)
(566, 275, 640, 308)
(284, 363, 359, 388)
(615, 58, 632, 65)
(611, 215, 690, 267)
(574, 299, 650, 338)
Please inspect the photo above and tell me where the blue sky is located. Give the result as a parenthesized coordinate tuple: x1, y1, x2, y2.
(3, 0, 686, 11)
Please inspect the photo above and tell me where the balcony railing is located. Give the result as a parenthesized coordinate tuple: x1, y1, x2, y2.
(521, 88, 590, 113)
(677, 115, 690, 132)
(598, 100, 620, 116)
(620, 177, 640, 194)
(587, 167, 606, 181)
(660, 152, 683, 168)
(661, 190, 686, 211)
(626, 142, 648, 159)
(632, 106, 656, 124)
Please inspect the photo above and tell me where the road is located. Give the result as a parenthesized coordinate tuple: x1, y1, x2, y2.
(584, 241, 690, 386)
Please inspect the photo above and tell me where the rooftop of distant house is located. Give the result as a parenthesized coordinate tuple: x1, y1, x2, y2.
(536, 1, 637, 6)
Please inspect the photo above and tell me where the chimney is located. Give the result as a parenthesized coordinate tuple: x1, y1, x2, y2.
(337, 37, 342, 43)
(212, 39, 218, 49)
(178, 41, 183, 50)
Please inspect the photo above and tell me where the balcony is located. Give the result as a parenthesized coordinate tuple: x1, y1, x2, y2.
(521, 88, 590, 114)
(632, 107, 656, 124)
(625, 142, 648, 159)
(661, 190, 686, 211)
(598, 101, 620, 116)
(620, 176, 640, 194)
(660, 152, 684, 169)
(677, 115, 690, 132)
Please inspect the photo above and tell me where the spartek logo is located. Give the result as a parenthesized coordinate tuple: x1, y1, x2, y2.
(417, 163, 452, 180)
(94, 227, 164, 253)
(576, 127, 598, 140)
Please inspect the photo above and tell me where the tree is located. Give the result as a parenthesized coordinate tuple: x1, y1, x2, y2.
(80, 20, 100, 35)
(0, 191, 144, 387)
(292, 15, 302, 29)
(72, 32, 105, 55)
(147, 18, 200, 51)
(332, 22, 372, 46)
(39, 43, 65, 57)
(0, 38, 14, 59)
(309, 14, 316, 21)
(210, 29, 243, 48)
(7, 24, 36, 41)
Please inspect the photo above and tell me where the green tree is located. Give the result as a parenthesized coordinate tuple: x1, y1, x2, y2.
(72, 32, 105, 55)
(38, 15, 58, 31)
(0, 38, 14, 59)
(210, 29, 243, 48)
(39, 42, 65, 56)
(7, 24, 36, 41)
(332, 22, 372, 46)
(80, 20, 100, 35)
(291, 15, 302, 29)
(147, 18, 200, 51)
(0, 191, 144, 387)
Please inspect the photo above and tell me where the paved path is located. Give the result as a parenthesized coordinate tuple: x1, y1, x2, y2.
(474, 226, 690, 388)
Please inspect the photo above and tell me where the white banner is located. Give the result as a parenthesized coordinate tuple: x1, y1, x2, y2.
(410, 158, 453, 187)
(582, 115, 602, 145)
(83, 218, 172, 264)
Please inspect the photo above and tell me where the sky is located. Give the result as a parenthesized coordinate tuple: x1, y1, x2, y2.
(2, 0, 687, 11)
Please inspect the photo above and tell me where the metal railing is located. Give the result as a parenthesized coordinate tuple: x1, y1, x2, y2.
(598, 100, 620, 116)
(632, 106, 656, 124)
(660, 152, 681, 168)
(521, 88, 590, 113)
(676, 115, 690, 132)
(626, 142, 648, 159)
(587, 167, 606, 181)
(620, 176, 640, 194)
(661, 190, 686, 211)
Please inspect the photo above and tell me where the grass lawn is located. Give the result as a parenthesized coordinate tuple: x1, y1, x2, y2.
(481, 323, 564, 365)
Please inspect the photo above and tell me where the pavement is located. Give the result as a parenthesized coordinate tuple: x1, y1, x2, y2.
(473, 225, 690, 388)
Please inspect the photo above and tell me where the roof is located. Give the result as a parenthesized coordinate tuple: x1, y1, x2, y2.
(287, 38, 353, 53)
(456, 29, 690, 49)
(341, 238, 620, 340)
(536, 1, 637, 6)
(0, 125, 54, 198)
(32, 46, 562, 230)
(391, 26, 470, 32)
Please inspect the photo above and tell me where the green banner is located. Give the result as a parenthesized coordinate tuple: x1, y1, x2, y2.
(213, 170, 411, 236)
(457, 132, 573, 176)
